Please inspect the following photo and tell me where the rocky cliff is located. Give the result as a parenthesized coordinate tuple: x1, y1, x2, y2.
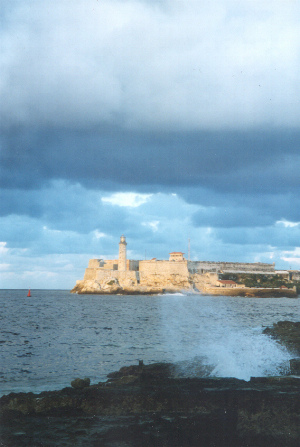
(71, 278, 194, 295)
(71, 277, 298, 297)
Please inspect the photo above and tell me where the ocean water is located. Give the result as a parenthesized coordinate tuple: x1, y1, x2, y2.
(0, 289, 299, 396)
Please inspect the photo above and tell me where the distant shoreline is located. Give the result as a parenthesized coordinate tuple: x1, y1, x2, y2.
(72, 287, 298, 298)
(202, 286, 298, 298)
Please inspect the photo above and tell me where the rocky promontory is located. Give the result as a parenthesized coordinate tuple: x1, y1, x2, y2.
(71, 279, 298, 297)
(71, 279, 174, 295)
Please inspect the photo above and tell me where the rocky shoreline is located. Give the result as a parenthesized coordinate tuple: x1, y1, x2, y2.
(202, 287, 298, 298)
(71, 282, 298, 298)
(1, 321, 299, 446)
(263, 320, 300, 356)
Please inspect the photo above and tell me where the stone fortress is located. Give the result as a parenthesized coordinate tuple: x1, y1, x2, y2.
(71, 235, 298, 295)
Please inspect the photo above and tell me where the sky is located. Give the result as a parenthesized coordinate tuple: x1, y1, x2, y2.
(1, 0, 300, 289)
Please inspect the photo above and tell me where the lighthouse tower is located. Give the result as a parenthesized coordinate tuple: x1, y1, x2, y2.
(118, 235, 127, 271)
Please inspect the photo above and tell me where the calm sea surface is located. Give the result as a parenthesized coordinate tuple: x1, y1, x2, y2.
(0, 290, 299, 396)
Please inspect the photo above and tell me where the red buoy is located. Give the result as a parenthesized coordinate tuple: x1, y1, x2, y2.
(27, 289, 31, 297)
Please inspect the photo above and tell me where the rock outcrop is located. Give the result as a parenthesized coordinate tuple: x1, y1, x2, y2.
(263, 321, 300, 356)
(70, 377, 90, 389)
(1, 360, 299, 446)
(71, 279, 169, 295)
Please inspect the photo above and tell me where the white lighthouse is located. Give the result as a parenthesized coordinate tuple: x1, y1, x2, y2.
(118, 235, 127, 271)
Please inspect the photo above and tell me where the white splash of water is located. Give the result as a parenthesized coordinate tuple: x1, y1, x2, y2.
(162, 292, 185, 297)
(160, 296, 293, 381)
(203, 330, 291, 380)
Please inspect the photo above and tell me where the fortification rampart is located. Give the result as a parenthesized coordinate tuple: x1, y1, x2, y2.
(87, 259, 118, 270)
(139, 260, 189, 276)
(188, 261, 275, 274)
(84, 268, 139, 283)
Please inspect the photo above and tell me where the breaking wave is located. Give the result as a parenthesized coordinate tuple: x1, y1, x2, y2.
(160, 295, 295, 380)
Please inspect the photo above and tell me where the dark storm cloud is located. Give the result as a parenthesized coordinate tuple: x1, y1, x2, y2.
(1, 127, 300, 193)
(3, 128, 300, 234)
(186, 187, 300, 229)
(1, 0, 299, 203)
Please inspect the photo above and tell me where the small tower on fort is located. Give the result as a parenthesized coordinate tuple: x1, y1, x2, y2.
(118, 235, 127, 271)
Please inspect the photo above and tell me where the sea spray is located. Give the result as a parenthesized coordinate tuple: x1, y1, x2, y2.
(160, 295, 292, 380)
(204, 329, 291, 380)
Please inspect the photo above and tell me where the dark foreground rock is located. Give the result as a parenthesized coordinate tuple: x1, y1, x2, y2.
(263, 320, 300, 356)
(70, 377, 91, 389)
(1, 361, 300, 447)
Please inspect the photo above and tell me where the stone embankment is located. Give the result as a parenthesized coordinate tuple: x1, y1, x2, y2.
(1, 321, 300, 446)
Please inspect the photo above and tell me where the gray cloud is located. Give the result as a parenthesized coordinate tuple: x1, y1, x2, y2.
(1, 128, 300, 195)
(192, 206, 274, 229)
(215, 224, 300, 250)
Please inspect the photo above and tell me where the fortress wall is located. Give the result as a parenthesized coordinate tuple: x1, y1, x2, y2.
(128, 260, 139, 271)
(84, 260, 118, 280)
(83, 268, 98, 280)
(101, 260, 118, 270)
(87, 259, 118, 270)
(83, 259, 139, 282)
(139, 260, 190, 288)
(95, 270, 120, 281)
(220, 262, 275, 272)
(139, 272, 190, 288)
(188, 261, 275, 273)
(88, 259, 101, 268)
(87, 258, 140, 272)
(93, 269, 138, 284)
(85, 258, 276, 283)
(84, 268, 118, 281)
(139, 260, 189, 276)
(114, 271, 138, 280)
